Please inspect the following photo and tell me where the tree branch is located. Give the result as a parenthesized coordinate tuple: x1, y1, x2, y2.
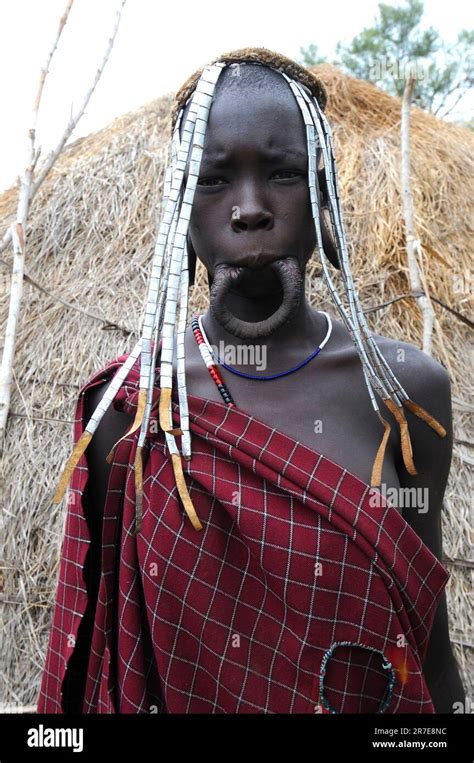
(31, 0, 127, 198)
(0, 0, 127, 445)
(0, 256, 134, 335)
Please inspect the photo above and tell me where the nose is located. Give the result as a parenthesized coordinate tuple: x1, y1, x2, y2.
(231, 197, 274, 233)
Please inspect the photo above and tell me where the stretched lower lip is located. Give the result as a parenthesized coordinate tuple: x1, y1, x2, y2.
(210, 255, 303, 338)
(229, 260, 285, 296)
(230, 254, 290, 270)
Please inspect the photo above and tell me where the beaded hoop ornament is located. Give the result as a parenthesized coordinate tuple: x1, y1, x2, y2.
(51, 47, 447, 535)
(319, 641, 397, 714)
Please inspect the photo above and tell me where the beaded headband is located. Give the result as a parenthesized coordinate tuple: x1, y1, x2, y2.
(51, 47, 447, 534)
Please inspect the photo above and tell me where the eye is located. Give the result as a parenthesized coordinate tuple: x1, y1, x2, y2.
(197, 177, 226, 187)
(271, 170, 306, 180)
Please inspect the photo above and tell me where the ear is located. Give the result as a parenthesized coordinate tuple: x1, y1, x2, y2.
(317, 163, 340, 271)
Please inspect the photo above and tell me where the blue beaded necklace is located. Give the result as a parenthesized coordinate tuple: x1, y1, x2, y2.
(196, 310, 332, 382)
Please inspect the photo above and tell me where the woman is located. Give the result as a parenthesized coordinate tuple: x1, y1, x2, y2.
(37, 47, 465, 714)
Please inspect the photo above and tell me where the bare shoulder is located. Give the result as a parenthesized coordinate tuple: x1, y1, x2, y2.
(366, 335, 463, 710)
(368, 331, 453, 474)
(328, 317, 451, 395)
(331, 317, 453, 502)
(366, 332, 454, 553)
(370, 331, 451, 394)
(83, 381, 134, 513)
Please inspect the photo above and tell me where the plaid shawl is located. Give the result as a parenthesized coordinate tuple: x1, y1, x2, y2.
(37, 351, 449, 714)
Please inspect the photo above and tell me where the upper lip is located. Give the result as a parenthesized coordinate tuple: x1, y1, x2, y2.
(230, 253, 288, 270)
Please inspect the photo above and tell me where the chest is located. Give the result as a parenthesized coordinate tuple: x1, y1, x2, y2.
(177, 328, 404, 514)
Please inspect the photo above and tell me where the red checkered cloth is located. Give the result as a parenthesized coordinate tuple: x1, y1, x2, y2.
(37, 350, 449, 714)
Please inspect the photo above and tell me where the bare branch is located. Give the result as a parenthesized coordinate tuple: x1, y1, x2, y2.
(0, 1, 76, 443)
(0, 224, 26, 442)
(362, 291, 474, 329)
(437, 89, 467, 119)
(0, 259, 134, 337)
(31, 0, 127, 198)
(0, 0, 128, 444)
(430, 296, 474, 330)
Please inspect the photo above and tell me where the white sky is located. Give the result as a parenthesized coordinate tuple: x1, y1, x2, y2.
(0, 0, 472, 194)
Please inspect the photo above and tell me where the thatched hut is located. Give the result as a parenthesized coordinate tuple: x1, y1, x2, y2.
(1, 64, 472, 709)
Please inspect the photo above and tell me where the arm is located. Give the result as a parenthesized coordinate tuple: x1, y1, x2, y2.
(61, 381, 134, 712)
(393, 352, 466, 713)
(83, 380, 135, 514)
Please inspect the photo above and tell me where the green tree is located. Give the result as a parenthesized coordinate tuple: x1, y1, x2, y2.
(299, 43, 326, 68)
(300, 0, 473, 118)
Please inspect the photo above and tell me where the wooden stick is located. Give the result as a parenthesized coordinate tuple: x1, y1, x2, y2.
(0, 0, 76, 443)
(0, 223, 25, 447)
(401, 75, 435, 356)
(0, 0, 127, 446)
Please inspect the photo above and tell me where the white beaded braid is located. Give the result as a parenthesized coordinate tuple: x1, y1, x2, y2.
(52, 54, 447, 535)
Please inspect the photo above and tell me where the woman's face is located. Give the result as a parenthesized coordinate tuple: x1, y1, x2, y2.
(182, 68, 319, 338)
(188, 80, 316, 280)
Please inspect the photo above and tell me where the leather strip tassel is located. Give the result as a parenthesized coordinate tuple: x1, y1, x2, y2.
(51, 338, 143, 505)
(288, 76, 447, 486)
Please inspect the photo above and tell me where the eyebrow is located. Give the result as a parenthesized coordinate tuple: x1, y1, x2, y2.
(201, 147, 307, 166)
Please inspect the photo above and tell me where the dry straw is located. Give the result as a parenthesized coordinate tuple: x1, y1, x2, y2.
(0, 63, 472, 708)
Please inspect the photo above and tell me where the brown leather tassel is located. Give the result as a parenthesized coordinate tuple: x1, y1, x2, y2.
(383, 398, 417, 476)
(403, 398, 447, 438)
(134, 445, 143, 535)
(171, 453, 203, 531)
(52, 430, 93, 504)
(370, 413, 392, 487)
(106, 388, 148, 464)
(159, 386, 183, 436)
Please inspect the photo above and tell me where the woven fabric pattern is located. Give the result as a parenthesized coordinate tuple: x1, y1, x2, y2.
(37, 353, 449, 714)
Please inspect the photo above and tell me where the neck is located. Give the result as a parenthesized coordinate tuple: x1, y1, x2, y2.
(201, 294, 328, 373)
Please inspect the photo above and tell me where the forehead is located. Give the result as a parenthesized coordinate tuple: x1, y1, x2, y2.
(205, 88, 306, 154)
(180, 68, 307, 157)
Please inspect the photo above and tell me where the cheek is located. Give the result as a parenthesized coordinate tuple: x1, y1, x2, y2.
(289, 189, 317, 255)
(187, 206, 219, 271)
(297, 186, 317, 241)
(283, 187, 315, 235)
(188, 200, 205, 242)
(299, 185, 314, 219)
(189, 197, 227, 240)
(280, 183, 312, 220)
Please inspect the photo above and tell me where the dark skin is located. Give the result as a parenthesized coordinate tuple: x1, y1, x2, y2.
(78, 69, 465, 713)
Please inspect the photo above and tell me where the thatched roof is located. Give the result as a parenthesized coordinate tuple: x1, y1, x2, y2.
(1, 64, 472, 707)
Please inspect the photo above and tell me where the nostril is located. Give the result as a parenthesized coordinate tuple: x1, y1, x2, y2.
(231, 211, 273, 231)
(232, 220, 248, 232)
(256, 217, 271, 230)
